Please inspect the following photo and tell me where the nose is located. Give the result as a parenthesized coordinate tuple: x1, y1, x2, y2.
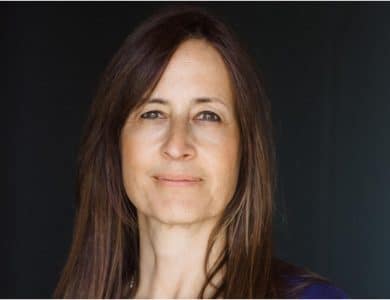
(161, 119, 196, 161)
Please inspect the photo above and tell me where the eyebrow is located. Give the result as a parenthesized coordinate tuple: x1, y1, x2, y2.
(144, 97, 228, 108)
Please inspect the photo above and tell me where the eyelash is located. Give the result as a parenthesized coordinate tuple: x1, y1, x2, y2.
(140, 110, 221, 122)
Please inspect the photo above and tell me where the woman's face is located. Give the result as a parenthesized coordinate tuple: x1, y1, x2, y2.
(120, 39, 241, 224)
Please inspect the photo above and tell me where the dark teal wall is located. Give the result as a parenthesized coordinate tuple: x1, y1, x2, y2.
(243, 5, 390, 298)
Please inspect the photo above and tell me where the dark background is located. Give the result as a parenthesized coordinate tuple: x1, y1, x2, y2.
(3, 2, 390, 298)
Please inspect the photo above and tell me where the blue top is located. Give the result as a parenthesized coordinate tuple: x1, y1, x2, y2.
(299, 282, 348, 299)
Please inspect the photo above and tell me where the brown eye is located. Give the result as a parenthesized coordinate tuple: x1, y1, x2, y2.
(197, 111, 221, 122)
(140, 111, 164, 119)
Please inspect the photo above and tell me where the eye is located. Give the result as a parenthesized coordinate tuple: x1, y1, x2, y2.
(196, 111, 221, 122)
(140, 110, 164, 119)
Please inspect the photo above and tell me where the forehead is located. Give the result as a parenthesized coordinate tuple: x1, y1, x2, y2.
(147, 39, 234, 107)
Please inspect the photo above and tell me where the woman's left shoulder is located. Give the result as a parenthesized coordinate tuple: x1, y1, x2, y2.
(298, 281, 349, 299)
(272, 258, 348, 299)
(278, 273, 349, 299)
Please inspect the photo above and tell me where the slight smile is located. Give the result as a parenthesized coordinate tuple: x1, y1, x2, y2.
(153, 176, 202, 187)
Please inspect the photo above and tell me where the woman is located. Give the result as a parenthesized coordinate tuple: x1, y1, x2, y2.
(54, 6, 347, 298)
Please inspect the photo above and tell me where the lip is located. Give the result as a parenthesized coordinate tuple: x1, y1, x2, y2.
(153, 174, 202, 187)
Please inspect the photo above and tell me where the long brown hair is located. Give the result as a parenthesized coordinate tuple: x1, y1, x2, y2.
(54, 5, 330, 298)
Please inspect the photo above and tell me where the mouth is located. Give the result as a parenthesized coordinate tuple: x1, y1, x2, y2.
(152, 174, 202, 187)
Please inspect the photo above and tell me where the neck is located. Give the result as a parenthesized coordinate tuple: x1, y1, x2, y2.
(134, 212, 226, 298)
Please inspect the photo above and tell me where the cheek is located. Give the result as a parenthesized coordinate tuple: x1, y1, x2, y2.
(196, 127, 241, 204)
(120, 128, 158, 201)
(121, 124, 161, 166)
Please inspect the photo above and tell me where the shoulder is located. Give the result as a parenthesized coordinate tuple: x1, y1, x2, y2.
(272, 258, 348, 299)
(298, 282, 349, 299)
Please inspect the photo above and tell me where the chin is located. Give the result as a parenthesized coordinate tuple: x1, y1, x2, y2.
(154, 204, 207, 225)
(140, 198, 212, 225)
(154, 214, 203, 225)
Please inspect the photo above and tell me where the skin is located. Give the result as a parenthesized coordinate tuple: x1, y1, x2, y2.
(120, 39, 241, 298)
